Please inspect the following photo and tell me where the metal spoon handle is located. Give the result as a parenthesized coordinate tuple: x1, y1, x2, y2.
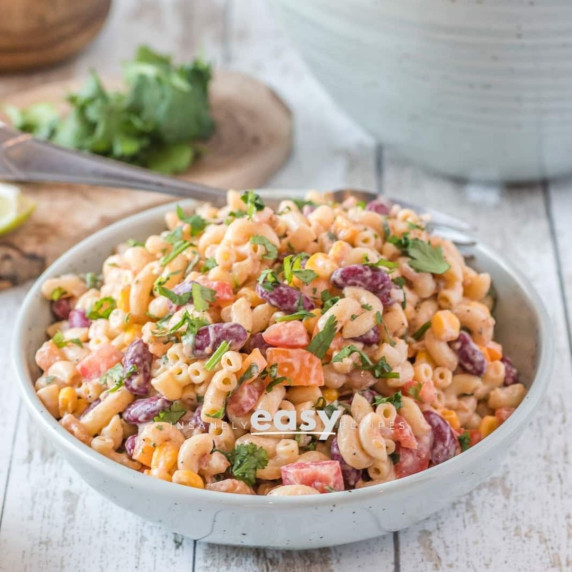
(0, 123, 227, 205)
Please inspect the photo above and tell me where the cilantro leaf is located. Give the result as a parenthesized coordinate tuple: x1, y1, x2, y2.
(160, 240, 192, 266)
(237, 363, 260, 385)
(154, 401, 187, 424)
(191, 283, 216, 312)
(276, 310, 315, 322)
(240, 191, 265, 218)
(458, 431, 471, 452)
(373, 391, 403, 410)
(202, 257, 217, 272)
(250, 235, 278, 260)
(156, 284, 192, 306)
(412, 321, 431, 341)
(50, 287, 67, 301)
(332, 345, 399, 379)
(292, 198, 317, 211)
(257, 269, 279, 291)
(176, 205, 207, 236)
(225, 443, 268, 487)
(86, 297, 116, 320)
(306, 315, 338, 360)
(321, 290, 340, 312)
(52, 331, 83, 349)
(408, 381, 423, 401)
(406, 239, 450, 274)
(205, 340, 231, 371)
(292, 269, 318, 285)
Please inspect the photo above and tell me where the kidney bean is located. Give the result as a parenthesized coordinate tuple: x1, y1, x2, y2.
(450, 332, 487, 377)
(51, 298, 72, 320)
(227, 378, 266, 417)
(193, 323, 248, 357)
(358, 388, 381, 404)
(331, 265, 393, 305)
(366, 199, 390, 215)
(256, 283, 315, 314)
(502, 356, 520, 386)
(124, 434, 137, 457)
(331, 436, 362, 488)
(244, 332, 270, 358)
(80, 398, 101, 419)
(122, 396, 172, 424)
(123, 339, 153, 396)
(68, 309, 91, 328)
(352, 327, 380, 345)
(422, 410, 457, 465)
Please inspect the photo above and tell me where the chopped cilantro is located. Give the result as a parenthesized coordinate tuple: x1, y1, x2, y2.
(332, 345, 399, 379)
(52, 331, 83, 349)
(237, 363, 260, 385)
(156, 284, 192, 306)
(458, 431, 471, 452)
(84, 272, 102, 289)
(412, 321, 431, 341)
(191, 283, 216, 312)
(202, 257, 217, 272)
(372, 391, 403, 410)
(225, 443, 269, 486)
(50, 287, 67, 301)
(292, 198, 317, 211)
(205, 340, 231, 371)
(160, 240, 192, 265)
(321, 290, 340, 312)
(306, 315, 338, 360)
(176, 205, 207, 236)
(408, 381, 423, 401)
(127, 239, 145, 248)
(154, 401, 187, 424)
(257, 269, 280, 291)
(276, 309, 315, 322)
(86, 297, 116, 320)
(250, 235, 278, 260)
(241, 190, 265, 218)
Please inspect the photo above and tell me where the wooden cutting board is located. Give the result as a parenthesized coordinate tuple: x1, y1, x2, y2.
(0, 70, 292, 288)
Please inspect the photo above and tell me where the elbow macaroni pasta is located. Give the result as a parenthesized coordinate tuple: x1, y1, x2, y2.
(34, 191, 527, 496)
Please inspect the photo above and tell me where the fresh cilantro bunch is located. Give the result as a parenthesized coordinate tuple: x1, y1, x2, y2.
(5, 46, 215, 175)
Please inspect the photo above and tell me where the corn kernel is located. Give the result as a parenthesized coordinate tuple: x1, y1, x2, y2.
(322, 388, 339, 403)
(486, 341, 503, 362)
(124, 323, 142, 344)
(74, 397, 89, 416)
(441, 409, 460, 431)
(172, 469, 205, 489)
(58, 387, 78, 417)
(303, 309, 322, 334)
(151, 442, 179, 473)
(305, 253, 339, 280)
(117, 286, 131, 312)
(479, 415, 500, 437)
(147, 468, 172, 482)
(431, 310, 461, 342)
(415, 350, 435, 368)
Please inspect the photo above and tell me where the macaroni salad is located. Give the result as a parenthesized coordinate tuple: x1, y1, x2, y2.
(34, 191, 527, 496)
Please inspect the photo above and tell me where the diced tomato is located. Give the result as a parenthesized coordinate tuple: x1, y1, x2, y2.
(77, 344, 123, 381)
(394, 431, 432, 478)
(226, 378, 265, 417)
(35, 341, 65, 372)
(265, 348, 324, 386)
(281, 460, 344, 493)
(468, 429, 483, 447)
(195, 277, 235, 306)
(402, 380, 436, 404)
(495, 407, 515, 424)
(262, 321, 309, 348)
(237, 348, 267, 384)
(392, 414, 418, 450)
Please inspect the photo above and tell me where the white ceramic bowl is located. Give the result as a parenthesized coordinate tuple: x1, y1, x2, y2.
(271, 0, 572, 182)
(13, 200, 553, 549)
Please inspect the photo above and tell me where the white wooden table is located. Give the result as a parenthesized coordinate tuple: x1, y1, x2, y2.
(1, 1, 571, 570)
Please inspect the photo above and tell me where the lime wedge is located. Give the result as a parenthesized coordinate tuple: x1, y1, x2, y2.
(0, 183, 36, 236)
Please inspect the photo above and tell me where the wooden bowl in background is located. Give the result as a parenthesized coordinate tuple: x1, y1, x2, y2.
(0, 0, 111, 72)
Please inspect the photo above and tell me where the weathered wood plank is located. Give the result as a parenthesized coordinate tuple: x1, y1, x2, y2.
(383, 152, 572, 571)
(0, 289, 27, 519)
(0, 1, 228, 570)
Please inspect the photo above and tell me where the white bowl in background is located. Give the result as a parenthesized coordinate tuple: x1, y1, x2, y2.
(13, 199, 553, 549)
(271, 0, 572, 182)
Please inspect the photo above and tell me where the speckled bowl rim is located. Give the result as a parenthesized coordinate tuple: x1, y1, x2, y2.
(12, 196, 554, 508)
